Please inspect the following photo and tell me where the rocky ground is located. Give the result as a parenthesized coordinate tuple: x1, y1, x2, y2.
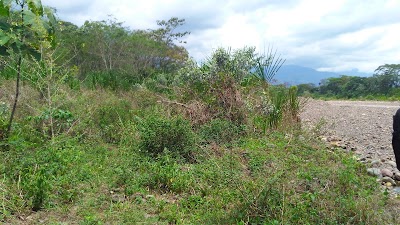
(300, 99, 400, 195)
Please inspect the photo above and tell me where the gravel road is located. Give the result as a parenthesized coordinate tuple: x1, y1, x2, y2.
(301, 99, 400, 171)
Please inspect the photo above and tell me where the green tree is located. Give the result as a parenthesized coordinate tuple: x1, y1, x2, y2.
(370, 64, 400, 94)
(80, 18, 130, 74)
(296, 83, 317, 96)
(342, 76, 368, 98)
(58, 17, 190, 89)
(0, 0, 56, 139)
(149, 17, 190, 74)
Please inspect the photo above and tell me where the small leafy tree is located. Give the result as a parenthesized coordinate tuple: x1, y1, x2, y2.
(0, 0, 56, 139)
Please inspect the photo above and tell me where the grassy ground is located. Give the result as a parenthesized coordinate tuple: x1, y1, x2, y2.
(0, 83, 399, 224)
(1, 132, 395, 224)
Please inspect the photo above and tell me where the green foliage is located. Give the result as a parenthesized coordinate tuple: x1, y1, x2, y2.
(250, 85, 301, 132)
(27, 108, 74, 138)
(0, 0, 56, 58)
(58, 17, 189, 90)
(254, 46, 286, 82)
(0, 5, 394, 223)
(83, 71, 139, 91)
(139, 153, 193, 193)
(220, 138, 385, 225)
(2, 138, 97, 212)
(0, 101, 8, 140)
(94, 99, 133, 144)
(297, 83, 317, 96)
(199, 118, 246, 145)
(306, 64, 400, 99)
(139, 115, 196, 160)
(0, 0, 57, 139)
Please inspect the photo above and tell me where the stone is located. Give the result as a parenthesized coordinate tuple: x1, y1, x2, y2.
(394, 172, 400, 181)
(367, 168, 382, 177)
(111, 194, 125, 203)
(381, 168, 393, 177)
(145, 195, 155, 199)
(370, 160, 380, 165)
(387, 161, 397, 168)
(393, 187, 400, 194)
(382, 177, 396, 186)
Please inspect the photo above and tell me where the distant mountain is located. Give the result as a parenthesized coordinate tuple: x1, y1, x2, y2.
(273, 65, 371, 85)
(273, 65, 339, 85)
(339, 69, 371, 78)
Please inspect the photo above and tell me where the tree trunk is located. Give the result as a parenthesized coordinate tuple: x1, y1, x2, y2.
(6, 55, 22, 138)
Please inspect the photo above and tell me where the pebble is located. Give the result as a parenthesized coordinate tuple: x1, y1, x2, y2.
(382, 177, 396, 186)
(381, 168, 393, 177)
(111, 194, 126, 203)
(394, 172, 400, 181)
(301, 100, 400, 196)
(367, 168, 382, 177)
(145, 195, 155, 199)
(370, 160, 380, 166)
(387, 161, 397, 168)
(392, 187, 400, 194)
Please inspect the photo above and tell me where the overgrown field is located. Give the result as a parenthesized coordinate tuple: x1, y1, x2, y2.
(0, 2, 399, 223)
(0, 77, 398, 224)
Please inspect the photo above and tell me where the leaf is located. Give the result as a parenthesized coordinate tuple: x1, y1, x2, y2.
(0, 3, 10, 17)
(23, 10, 37, 26)
(44, 7, 56, 26)
(0, 21, 11, 31)
(26, 46, 41, 61)
(27, 0, 44, 16)
(2, 0, 13, 5)
(0, 0, 12, 16)
(0, 30, 10, 45)
(10, 42, 21, 53)
(0, 45, 9, 56)
(46, 32, 56, 48)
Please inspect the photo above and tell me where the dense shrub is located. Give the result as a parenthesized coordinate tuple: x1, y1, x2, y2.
(94, 99, 133, 143)
(199, 118, 246, 145)
(139, 115, 196, 160)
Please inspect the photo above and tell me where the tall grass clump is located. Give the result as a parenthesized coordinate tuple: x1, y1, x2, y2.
(139, 114, 197, 160)
(199, 118, 246, 145)
(93, 99, 133, 144)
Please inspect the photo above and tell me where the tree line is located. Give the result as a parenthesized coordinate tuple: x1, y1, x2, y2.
(297, 64, 400, 99)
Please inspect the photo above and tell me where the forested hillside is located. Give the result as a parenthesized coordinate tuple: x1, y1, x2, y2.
(0, 1, 397, 224)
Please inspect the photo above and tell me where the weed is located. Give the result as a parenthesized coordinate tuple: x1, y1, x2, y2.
(139, 114, 197, 160)
(199, 118, 246, 145)
(94, 99, 133, 144)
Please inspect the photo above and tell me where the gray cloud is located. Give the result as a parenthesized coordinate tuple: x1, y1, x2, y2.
(40, 0, 400, 73)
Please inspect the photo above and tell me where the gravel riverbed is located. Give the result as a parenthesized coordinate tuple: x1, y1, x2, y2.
(301, 99, 400, 191)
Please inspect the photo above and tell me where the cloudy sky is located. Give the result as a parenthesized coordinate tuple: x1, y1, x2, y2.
(42, 0, 400, 74)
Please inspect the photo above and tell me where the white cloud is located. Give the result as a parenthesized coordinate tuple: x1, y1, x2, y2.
(41, 0, 400, 73)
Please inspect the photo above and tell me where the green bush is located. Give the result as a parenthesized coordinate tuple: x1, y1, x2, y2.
(199, 118, 246, 145)
(27, 108, 75, 139)
(3, 139, 92, 211)
(94, 100, 133, 143)
(139, 115, 196, 160)
(83, 71, 140, 91)
(139, 153, 193, 193)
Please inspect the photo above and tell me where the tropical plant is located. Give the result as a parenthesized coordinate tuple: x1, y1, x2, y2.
(0, 0, 56, 139)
